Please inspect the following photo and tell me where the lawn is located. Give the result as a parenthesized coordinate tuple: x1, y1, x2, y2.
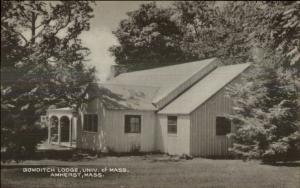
(1, 155, 299, 188)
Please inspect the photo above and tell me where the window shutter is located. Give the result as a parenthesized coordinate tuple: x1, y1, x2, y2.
(216, 116, 231, 135)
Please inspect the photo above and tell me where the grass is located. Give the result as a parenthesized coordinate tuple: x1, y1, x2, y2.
(1, 154, 299, 188)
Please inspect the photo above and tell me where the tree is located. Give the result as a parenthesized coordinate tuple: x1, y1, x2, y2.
(1, 1, 95, 162)
(227, 53, 300, 162)
(173, 1, 220, 61)
(173, 1, 259, 65)
(247, 1, 300, 69)
(109, 2, 190, 71)
(227, 1, 300, 162)
(110, 1, 258, 69)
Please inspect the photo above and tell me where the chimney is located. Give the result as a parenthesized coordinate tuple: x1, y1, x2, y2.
(108, 65, 127, 80)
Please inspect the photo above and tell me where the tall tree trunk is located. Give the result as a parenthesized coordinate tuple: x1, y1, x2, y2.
(31, 12, 36, 44)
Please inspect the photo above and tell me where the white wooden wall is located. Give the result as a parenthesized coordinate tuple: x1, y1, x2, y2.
(156, 115, 190, 155)
(77, 98, 106, 151)
(103, 110, 156, 152)
(77, 73, 245, 156)
(190, 88, 234, 157)
(77, 97, 156, 152)
(189, 74, 246, 157)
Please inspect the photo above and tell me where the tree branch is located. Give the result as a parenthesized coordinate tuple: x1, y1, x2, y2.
(35, 23, 44, 30)
(30, 16, 56, 42)
(19, 8, 32, 23)
(52, 13, 71, 36)
(1, 25, 28, 45)
(30, 28, 45, 43)
(35, 15, 54, 29)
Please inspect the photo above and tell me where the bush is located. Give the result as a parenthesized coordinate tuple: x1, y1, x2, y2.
(1, 124, 47, 163)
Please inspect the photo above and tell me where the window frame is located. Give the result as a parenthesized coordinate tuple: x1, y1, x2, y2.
(124, 115, 142, 134)
(167, 116, 178, 135)
(215, 116, 231, 136)
(83, 114, 98, 133)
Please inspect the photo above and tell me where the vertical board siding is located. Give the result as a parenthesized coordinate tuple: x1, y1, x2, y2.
(77, 97, 106, 151)
(77, 97, 156, 152)
(77, 98, 103, 151)
(104, 110, 156, 152)
(77, 71, 246, 155)
(190, 88, 233, 157)
(156, 115, 190, 155)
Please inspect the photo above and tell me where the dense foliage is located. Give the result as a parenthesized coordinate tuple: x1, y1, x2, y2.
(110, 2, 256, 70)
(228, 53, 300, 162)
(109, 2, 190, 71)
(1, 1, 95, 162)
(173, 1, 255, 65)
(227, 1, 300, 162)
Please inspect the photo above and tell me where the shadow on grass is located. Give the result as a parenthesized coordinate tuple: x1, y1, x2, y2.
(1, 149, 77, 163)
(199, 155, 236, 160)
(100, 151, 163, 158)
(0, 165, 70, 170)
(261, 161, 300, 167)
(1, 149, 165, 164)
(36, 150, 75, 160)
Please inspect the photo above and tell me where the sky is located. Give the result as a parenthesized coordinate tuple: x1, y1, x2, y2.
(80, 1, 172, 81)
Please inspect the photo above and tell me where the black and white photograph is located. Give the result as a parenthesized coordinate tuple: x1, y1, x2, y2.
(1, 1, 300, 188)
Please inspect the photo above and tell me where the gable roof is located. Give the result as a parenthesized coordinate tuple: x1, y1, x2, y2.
(105, 57, 219, 109)
(88, 58, 250, 112)
(97, 84, 159, 110)
(158, 63, 251, 114)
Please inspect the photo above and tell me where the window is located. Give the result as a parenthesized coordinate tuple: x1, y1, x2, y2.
(168, 116, 177, 134)
(83, 114, 98, 132)
(216, 116, 231, 136)
(125, 115, 141, 133)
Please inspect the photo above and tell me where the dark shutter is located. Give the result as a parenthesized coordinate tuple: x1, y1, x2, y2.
(216, 116, 231, 135)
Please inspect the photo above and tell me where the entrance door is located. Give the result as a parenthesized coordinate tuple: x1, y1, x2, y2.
(60, 116, 70, 142)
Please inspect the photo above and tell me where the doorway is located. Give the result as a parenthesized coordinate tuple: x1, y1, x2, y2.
(60, 116, 70, 142)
